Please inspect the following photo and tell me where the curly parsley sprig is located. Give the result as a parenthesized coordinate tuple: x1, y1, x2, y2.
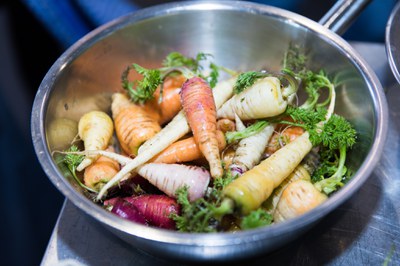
(122, 52, 230, 104)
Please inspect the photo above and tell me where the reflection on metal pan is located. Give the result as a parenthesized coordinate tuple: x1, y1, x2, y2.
(386, 1, 400, 84)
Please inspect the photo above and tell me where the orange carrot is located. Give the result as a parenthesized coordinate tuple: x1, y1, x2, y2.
(264, 126, 304, 156)
(154, 74, 186, 125)
(217, 118, 236, 133)
(150, 130, 226, 164)
(112, 93, 161, 156)
(181, 77, 222, 178)
(84, 146, 120, 190)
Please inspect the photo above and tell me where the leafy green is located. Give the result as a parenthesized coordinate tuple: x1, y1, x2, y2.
(282, 43, 307, 76)
(204, 63, 220, 88)
(225, 120, 269, 144)
(121, 64, 162, 104)
(162, 51, 210, 74)
(240, 209, 273, 230)
(122, 51, 227, 103)
(57, 145, 98, 193)
(319, 114, 357, 150)
(233, 71, 268, 94)
(172, 172, 236, 233)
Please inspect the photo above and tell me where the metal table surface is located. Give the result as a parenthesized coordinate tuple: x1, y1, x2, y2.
(41, 42, 400, 266)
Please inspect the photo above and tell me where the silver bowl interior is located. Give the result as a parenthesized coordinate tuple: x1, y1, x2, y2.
(31, 1, 388, 262)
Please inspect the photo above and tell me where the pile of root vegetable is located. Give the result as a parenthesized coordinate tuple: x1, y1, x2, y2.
(56, 49, 357, 232)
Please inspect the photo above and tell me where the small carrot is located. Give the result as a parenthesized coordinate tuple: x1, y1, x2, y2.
(229, 116, 275, 175)
(139, 74, 186, 125)
(154, 74, 186, 124)
(273, 179, 327, 223)
(264, 126, 305, 156)
(181, 76, 222, 178)
(83, 146, 120, 191)
(262, 164, 311, 214)
(216, 118, 236, 133)
(96, 77, 237, 200)
(111, 93, 161, 156)
(150, 130, 226, 164)
(76, 110, 114, 171)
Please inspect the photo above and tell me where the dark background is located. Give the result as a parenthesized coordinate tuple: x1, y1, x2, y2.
(0, 0, 396, 265)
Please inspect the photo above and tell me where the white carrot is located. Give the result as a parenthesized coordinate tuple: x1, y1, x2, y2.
(73, 149, 210, 201)
(137, 163, 210, 202)
(217, 77, 288, 120)
(229, 118, 275, 176)
(96, 76, 237, 200)
(76, 111, 114, 171)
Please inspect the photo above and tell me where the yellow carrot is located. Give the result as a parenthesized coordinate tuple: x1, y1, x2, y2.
(181, 76, 222, 178)
(223, 131, 313, 214)
(77, 110, 114, 171)
(262, 164, 311, 213)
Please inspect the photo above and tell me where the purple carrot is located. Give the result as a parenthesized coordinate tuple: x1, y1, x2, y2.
(125, 194, 180, 230)
(107, 198, 148, 225)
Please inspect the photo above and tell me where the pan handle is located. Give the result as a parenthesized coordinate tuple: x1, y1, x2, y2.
(319, 0, 372, 35)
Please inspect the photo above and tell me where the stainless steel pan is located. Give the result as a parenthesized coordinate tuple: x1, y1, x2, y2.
(31, 0, 388, 262)
(386, 1, 400, 84)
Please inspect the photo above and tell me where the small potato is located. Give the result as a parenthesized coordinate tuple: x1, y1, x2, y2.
(47, 118, 78, 150)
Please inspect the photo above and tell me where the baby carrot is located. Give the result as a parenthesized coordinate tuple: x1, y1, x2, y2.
(111, 93, 161, 156)
(181, 76, 223, 178)
(273, 179, 327, 223)
(150, 130, 226, 164)
(155, 74, 186, 124)
(84, 146, 120, 190)
(264, 126, 305, 156)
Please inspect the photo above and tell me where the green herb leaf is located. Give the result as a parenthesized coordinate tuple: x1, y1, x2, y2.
(240, 209, 273, 230)
(225, 120, 269, 144)
(233, 71, 268, 94)
(121, 64, 162, 104)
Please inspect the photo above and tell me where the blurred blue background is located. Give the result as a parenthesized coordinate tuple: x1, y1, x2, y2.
(0, 0, 397, 265)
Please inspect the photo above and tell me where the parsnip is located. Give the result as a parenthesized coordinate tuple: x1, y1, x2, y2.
(76, 111, 114, 171)
(229, 115, 275, 176)
(217, 77, 287, 120)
